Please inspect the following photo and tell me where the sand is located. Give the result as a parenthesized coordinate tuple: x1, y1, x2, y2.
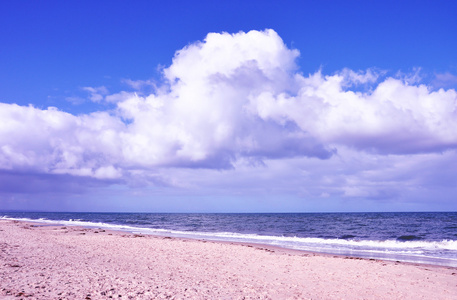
(1, 219, 456, 299)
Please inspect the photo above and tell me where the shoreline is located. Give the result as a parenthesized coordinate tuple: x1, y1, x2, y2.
(1, 219, 456, 299)
(22, 219, 456, 270)
(2, 216, 455, 268)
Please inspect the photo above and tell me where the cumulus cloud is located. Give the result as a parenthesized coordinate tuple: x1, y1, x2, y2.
(251, 74, 457, 154)
(0, 28, 456, 203)
(0, 103, 125, 179)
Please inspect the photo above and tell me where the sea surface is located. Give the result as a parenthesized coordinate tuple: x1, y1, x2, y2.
(1, 212, 457, 267)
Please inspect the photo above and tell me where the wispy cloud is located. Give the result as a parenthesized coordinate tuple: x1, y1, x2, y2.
(82, 86, 109, 103)
(122, 79, 157, 91)
(432, 72, 457, 89)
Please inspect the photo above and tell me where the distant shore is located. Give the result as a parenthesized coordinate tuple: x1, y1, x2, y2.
(1, 219, 456, 299)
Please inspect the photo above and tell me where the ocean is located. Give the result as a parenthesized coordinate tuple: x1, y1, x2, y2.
(1, 212, 456, 267)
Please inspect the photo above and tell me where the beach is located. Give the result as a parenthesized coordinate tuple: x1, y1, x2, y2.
(1, 219, 456, 299)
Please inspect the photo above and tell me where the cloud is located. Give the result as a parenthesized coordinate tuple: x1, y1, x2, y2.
(0, 103, 125, 179)
(338, 68, 382, 86)
(82, 86, 109, 103)
(66, 86, 110, 105)
(395, 67, 423, 85)
(432, 72, 457, 89)
(65, 96, 86, 105)
(113, 29, 333, 170)
(0, 29, 457, 207)
(248, 74, 457, 154)
(122, 79, 157, 91)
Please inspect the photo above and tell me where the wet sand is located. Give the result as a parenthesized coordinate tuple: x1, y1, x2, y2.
(1, 219, 456, 299)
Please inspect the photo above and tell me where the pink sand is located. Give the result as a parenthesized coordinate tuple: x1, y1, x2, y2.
(1, 220, 456, 299)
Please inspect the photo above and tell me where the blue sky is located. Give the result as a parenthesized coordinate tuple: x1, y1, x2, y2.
(1, 1, 457, 212)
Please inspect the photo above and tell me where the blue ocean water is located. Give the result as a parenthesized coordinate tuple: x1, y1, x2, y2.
(1, 212, 456, 267)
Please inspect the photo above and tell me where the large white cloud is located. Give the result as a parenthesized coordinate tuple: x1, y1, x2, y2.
(0, 28, 456, 200)
(251, 73, 457, 154)
(114, 29, 331, 170)
(0, 103, 125, 179)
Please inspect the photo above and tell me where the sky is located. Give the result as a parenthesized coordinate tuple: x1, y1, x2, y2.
(1, 0, 457, 212)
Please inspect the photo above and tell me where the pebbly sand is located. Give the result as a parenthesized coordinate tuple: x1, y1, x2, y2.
(1, 219, 456, 299)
